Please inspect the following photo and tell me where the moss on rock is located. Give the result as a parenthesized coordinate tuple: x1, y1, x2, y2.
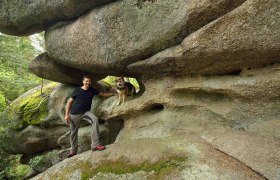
(7, 82, 58, 129)
(51, 155, 186, 180)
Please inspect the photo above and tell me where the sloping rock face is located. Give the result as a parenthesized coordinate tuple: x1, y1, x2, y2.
(32, 137, 265, 180)
(0, 0, 115, 36)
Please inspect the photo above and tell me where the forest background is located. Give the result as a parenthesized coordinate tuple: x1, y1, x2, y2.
(0, 32, 44, 179)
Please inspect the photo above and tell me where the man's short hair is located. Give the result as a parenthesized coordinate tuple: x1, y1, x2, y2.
(83, 75, 91, 80)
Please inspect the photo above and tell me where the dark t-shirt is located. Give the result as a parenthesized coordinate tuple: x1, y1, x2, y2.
(70, 87, 100, 114)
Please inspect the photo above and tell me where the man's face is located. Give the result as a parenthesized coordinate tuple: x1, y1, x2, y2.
(83, 78, 91, 88)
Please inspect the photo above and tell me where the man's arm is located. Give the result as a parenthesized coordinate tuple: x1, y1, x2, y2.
(99, 92, 115, 97)
(65, 97, 74, 124)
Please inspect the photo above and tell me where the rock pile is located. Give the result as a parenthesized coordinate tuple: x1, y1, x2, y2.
(1, 0, 280, 179)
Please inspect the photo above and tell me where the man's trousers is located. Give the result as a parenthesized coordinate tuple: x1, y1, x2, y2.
(69, 111, 100, 153)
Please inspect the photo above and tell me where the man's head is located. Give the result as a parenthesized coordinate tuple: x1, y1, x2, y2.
(82, 75, 91, 88)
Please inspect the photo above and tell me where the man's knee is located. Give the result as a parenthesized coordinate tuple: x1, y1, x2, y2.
(85, 112, 98, 123)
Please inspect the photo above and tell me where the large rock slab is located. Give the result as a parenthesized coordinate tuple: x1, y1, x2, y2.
(47, 84, 75, 124)
(2, 84, 72, 155)
(29, 53, 105, 85)
(89, 64, 280, 179)
(32, 135, 264, 180)
(202, 128, 280, 180)
(96, 64, 280, 133)
(0, 0, 114, 36)
(8, 64, 280, 178)
(127, 0, 280, 76)
(45, 0, 245, 75)
(4, 125, 68, 154)
(4, 83, 62, 129)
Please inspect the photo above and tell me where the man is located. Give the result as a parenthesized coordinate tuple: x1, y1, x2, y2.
(65, 75, 115, 158)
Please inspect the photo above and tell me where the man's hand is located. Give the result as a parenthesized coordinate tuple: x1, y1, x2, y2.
(65, 114, 70, 125)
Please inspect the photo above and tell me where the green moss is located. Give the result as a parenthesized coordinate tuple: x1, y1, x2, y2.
(15, 164, 30, 178)
(7, 82, 57, 129)
(51, 155, 186, 180)
(2, 155, 30, 180)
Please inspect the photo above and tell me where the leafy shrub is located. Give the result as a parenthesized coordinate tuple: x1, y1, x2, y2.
(28, 155, 46, 170)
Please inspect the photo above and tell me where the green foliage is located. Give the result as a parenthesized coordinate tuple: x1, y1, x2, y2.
(5, 163, 30, 180)
(101, 76, 140, 90)
(0, 32, 44, 109)
(0, 149, 29, 180)
(0, 91, 6, 112)
(0, 32, 45, 179)
(28, 155, 46, 170)
(15, 164, 30, 178)
(0, 117, 29, 180)
(28, 150, 58, 170)
(0, 148, 16, 179)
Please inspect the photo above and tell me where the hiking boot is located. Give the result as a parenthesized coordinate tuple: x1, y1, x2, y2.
(67, 152, 77, 158)
(92, 145, 106, 151)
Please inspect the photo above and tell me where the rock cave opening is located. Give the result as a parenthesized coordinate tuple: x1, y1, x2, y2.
(99, 75, 144, 95)
(147, 103, 165, 112)
(225, 69, 242, 76)
(77, 118, 124, 145)
(101, 118, 124, 145)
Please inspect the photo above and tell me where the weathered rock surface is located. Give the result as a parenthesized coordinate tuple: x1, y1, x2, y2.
(0, 0, 115, 35)
(29, 53, 105, 85)
(4, 83, 60, 129)
(4, 125, 68, 154)
(47, 84, 75, 124)
(30, 0, 280, 85)
(3, 84, 74, 155)
(96, 65, 280, 131)
(2, 0, 280, 179)
(202, 128, 280, 179)
(32, 135, 265, 180)
(45, 0, 245, 75)
(33, 64, 280, 179)
(127, 0, 280, 76)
